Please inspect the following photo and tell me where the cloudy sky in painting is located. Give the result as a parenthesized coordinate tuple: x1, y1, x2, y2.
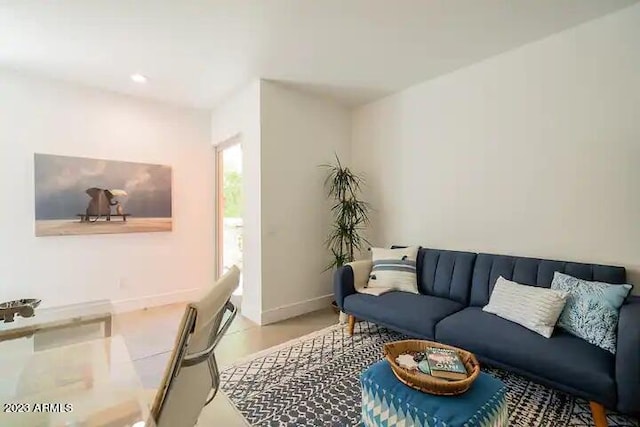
(34, 154, 172, 220)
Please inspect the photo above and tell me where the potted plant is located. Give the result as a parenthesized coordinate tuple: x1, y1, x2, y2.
(322, 154, 371, 312)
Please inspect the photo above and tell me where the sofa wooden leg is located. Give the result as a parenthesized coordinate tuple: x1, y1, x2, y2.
(347, 315, 356, 336)
(589, 401, 608, 427)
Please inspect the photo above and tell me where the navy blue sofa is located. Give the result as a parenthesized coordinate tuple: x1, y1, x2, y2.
(334, 247, 640, 417)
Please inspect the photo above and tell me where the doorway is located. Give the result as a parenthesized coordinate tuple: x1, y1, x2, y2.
(216, 138, 243, 297)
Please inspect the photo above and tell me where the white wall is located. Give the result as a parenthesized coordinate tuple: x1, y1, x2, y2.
(0, 70, 215, 310)
(212, 80, 352, 324)
(260, 81, 352, 322)
(211, 80, 262, 324)
(352, 5, 640, 290)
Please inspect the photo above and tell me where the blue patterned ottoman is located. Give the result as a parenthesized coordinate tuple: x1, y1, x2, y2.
(361, 361, 508, 427)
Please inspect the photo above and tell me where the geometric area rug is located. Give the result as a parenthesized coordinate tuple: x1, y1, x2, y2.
(220, 322, 640, 427)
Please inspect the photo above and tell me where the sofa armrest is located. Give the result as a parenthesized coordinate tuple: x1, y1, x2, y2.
(333, 260, 373, 310)
(616, 297, 640, 414)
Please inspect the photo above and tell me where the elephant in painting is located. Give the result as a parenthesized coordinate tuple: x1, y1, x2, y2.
(84, 188, 127, 222)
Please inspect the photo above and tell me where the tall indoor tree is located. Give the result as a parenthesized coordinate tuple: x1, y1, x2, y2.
(323, 154, 371, 271)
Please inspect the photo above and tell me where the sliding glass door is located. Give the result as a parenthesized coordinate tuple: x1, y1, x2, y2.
(216, 139, 243, 296)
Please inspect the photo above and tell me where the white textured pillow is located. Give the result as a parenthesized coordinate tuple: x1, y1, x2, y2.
(367, 246, 419, 294)
(483, 276, 568, 338)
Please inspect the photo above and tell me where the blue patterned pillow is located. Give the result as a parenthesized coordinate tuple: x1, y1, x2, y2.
(551, 272, 632, 353)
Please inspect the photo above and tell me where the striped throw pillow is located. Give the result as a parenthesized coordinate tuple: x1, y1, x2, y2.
(367, 247, 419, 294)
(483, 276, 569, 338)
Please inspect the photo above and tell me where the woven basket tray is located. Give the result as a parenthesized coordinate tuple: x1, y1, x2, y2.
(383, 339, 480, 396)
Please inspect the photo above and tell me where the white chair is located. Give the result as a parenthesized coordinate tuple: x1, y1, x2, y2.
(149, 266, 240, 427)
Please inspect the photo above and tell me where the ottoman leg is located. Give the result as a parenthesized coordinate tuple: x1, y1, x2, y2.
(589, 401, 608, 427)
(347, 315, 356, 336)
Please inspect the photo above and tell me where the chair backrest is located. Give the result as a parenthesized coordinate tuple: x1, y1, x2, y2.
(151, 266, 240, 427)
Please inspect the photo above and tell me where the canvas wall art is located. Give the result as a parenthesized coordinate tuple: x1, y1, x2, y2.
(34, 154, 172, 236)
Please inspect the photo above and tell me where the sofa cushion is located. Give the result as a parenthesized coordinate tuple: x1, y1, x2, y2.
(436, 307, 616, 405)
(470, 253, 627, 307)
(343, 291, 463, 339)
(418, 249, 476, 305)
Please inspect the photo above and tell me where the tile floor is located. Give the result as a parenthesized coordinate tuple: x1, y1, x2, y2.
(113, 303, 339, 426)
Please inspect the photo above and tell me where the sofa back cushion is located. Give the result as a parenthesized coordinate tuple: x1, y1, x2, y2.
(418, 248, 477, 305)
(470, 253, 627, 307)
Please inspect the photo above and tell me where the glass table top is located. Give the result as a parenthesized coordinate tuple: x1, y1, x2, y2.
(0, 299, 113, 336)
(0, 335, 155, 427)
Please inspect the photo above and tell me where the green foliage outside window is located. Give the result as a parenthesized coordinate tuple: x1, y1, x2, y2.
(224, 171, 242, 218)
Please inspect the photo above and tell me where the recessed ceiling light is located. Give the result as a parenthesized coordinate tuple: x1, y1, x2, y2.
(130, 73, 147, 83)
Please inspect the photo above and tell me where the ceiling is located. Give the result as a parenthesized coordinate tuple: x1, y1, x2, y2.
(1, 0, 637, 108)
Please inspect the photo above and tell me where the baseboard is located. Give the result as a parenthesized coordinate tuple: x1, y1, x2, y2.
(111, 288, 203, 313)
(112, 291, 333, 322)
(260, 294, 333, 325)
(239, 300, 262, 325)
